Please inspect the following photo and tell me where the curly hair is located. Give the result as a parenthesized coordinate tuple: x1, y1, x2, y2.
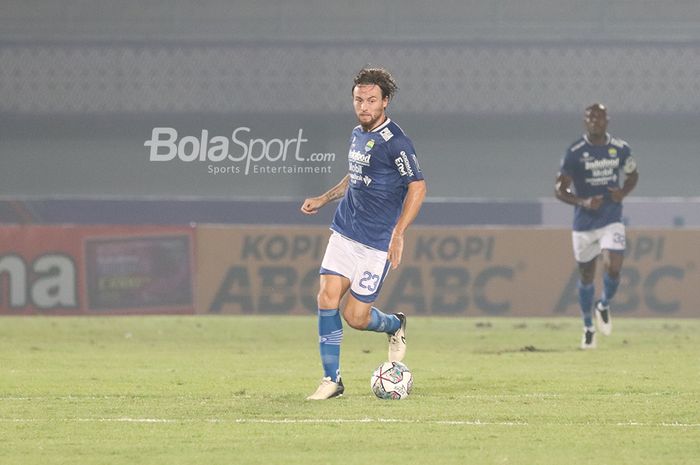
(352, 67, 398, 101)
(586, 102, 607, 113)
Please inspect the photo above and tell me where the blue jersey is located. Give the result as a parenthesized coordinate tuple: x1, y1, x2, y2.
(331, 119, 424, 251)
(560, 134, 635, 231)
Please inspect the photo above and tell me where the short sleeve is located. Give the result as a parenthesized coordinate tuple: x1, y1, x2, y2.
(560, 150, 574, 177)
(390, 136, 424, 183)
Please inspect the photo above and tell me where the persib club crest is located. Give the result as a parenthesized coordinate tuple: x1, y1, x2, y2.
(364, 139, 375, 152)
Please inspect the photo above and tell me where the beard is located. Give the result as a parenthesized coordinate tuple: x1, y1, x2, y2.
(357, 112, 386, 131)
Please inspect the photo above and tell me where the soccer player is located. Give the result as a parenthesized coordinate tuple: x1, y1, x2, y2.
(300, 67, 427, 399)
(555, 103, 639, 349)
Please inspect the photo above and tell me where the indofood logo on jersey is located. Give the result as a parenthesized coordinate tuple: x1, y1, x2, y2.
(348, 149, 371, 166)
(144, 127, 335, 175)
(585, 158, 620, 185)
(584, 159, 620, 171)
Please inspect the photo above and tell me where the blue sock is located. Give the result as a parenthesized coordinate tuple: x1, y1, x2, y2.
(318, 308, 342, 381)
(601, 273, 620, 306)
(577, 281, 595, 328)
(365, 307, 401, 334)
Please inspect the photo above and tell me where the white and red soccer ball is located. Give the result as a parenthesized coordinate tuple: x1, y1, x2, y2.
(371, 361, 413, 400)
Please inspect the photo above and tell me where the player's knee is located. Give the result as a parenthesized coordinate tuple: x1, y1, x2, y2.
(317, 289, 340, 309)
(579, 270, 595, 284)
(606, 269, 621, 280)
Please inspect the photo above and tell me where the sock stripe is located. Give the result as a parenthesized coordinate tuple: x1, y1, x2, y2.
(320, 329, 343, 345)
(318, 307, 342, 380)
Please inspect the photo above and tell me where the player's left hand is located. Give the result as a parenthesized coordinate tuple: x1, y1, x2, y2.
(387, 233, 404, 270)
(608, 186, 625, 203)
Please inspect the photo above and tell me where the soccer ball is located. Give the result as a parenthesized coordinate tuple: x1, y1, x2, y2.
(371, 361, 413, 400)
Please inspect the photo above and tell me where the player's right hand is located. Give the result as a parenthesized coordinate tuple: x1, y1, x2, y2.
(581, 195, 604, 210)
(300, 197, 324, 215)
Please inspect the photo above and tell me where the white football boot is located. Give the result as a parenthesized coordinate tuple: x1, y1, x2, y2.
(388, 313, 407, 362)
(595, 300, 612, 336)
(306, 377, 344, 400)
(580, 327, 597, 350)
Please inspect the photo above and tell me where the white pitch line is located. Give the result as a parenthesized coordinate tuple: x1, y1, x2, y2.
(0, 417, 525, 426)
(615, 421, 700, 427)
(233, 418, 528, 426)
(1, 418, 698, 427)
(78, 418, 176, 423)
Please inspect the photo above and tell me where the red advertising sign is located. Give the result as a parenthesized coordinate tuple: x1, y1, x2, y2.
(0, 225, 195, 315)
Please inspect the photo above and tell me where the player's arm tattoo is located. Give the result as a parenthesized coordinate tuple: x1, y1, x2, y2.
(323, 175, 350, 202)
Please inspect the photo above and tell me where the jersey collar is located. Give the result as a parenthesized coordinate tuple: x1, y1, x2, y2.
(370, 118, 392, 133)
(583, 132, 611, 146)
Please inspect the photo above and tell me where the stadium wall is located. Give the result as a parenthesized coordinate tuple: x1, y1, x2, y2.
(3, 197, 700, 228)
(2, 47, 699, 200)
(2, 224, 697, 318)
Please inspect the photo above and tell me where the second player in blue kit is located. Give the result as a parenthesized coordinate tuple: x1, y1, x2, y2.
(555, 103, 639, 349)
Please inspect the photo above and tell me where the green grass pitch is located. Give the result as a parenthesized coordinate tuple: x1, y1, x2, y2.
(1, 316, 698, 465)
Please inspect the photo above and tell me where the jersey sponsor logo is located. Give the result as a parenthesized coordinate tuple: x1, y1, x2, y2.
(395, 151, 414, 177)
(349, 149, 371, 166)
(582, 158, 620, 186)
(379, 127, 394, 141)
(349, 163, 363, 174)
(623, 157, 637, 174)
(349, 172, 372, 186)
(582, 151, 590, 158)
(585, 174, 617, 186)
(584, 158, 619, 171)
(395, 158, 407, 176)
